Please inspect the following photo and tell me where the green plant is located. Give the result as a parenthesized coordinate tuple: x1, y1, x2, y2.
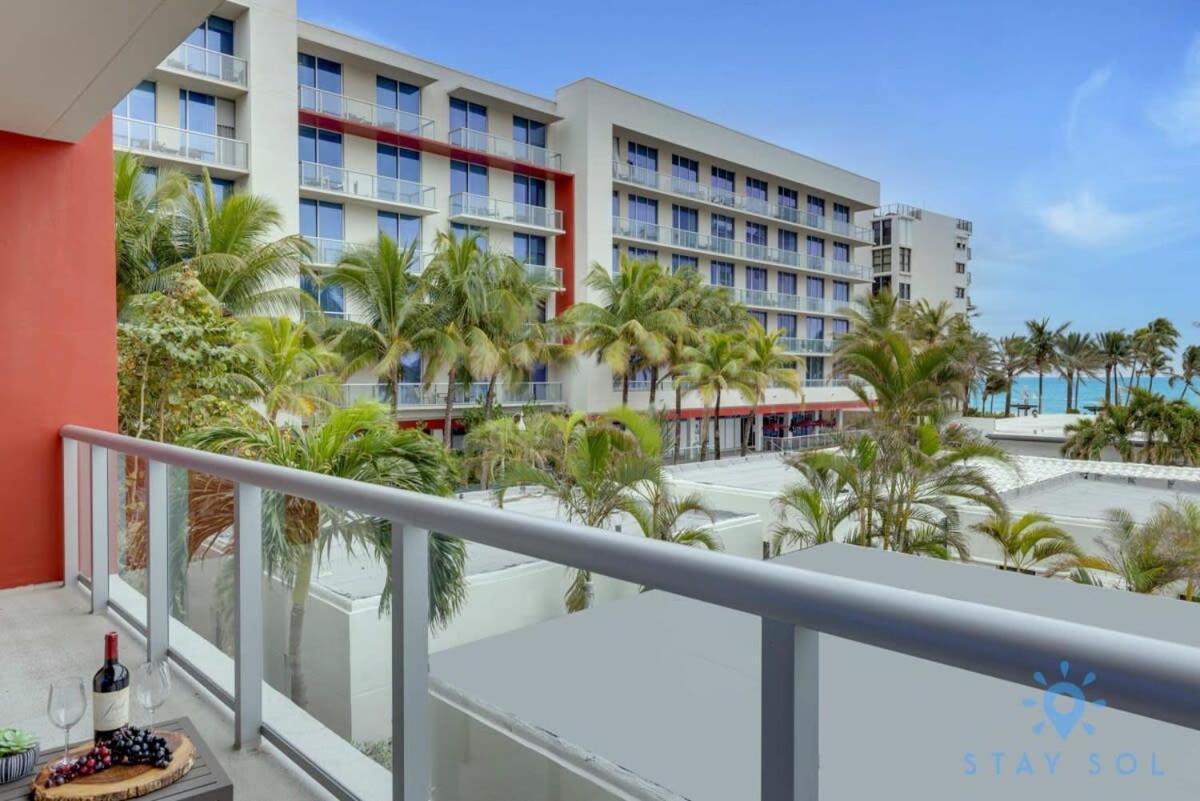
(0, 728, 37, 757)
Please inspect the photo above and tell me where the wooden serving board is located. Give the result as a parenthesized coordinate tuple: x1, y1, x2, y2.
(31, 732, 194, 801)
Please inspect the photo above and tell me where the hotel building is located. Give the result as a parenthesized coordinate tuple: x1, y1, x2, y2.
(861, 203, 974, 316)
(112, 0, 883, 449)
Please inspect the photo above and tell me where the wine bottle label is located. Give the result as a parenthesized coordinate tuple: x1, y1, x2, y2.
(94, 687, 130, 732)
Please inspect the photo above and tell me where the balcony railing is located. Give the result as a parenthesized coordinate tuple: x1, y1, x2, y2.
(113, 117, 248, 171)
(160, 42, 247, 87)
(728, 288, 860, 315)
(524, 264, 564, 288)
(874, 203, 922, 219)
(450, 193, 564, 232)
(298, 162, 436, 210)
(449, 128, 562, 170)
(303, 236, 432, 271)
(613, 377, 673, 393)
(342, 381, 563, 407)
(780, 337, 836, 355)
(612, 217, 871, 280)
(298, 85, 436, 139)
(803, 377, 852, 389)
(611, 161, 874, 243)
(60, 424, 1200, 801)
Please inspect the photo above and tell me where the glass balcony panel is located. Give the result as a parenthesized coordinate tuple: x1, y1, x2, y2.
(298, 86, 435, 139)
(162, 43, 248, 87)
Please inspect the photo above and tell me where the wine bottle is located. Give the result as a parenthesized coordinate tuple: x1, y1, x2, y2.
(92, 631, 130, 742)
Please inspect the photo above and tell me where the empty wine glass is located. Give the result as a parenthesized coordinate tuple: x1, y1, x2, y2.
(47, 677, 87, 767)
(134, 660, 171, 729)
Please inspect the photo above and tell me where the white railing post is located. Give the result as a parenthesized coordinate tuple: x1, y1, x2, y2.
(761, 620, 819, 801)
(63, 439, 78, 586)
(90, 445, 109, 612)
(147, 460, 169, 663)
(234, 483, 263, 749)
(391, 522, 430, 801)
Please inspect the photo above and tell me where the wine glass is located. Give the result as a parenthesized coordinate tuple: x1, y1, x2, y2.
(47, 677, 87, 767)
(135, 660, 171, 729)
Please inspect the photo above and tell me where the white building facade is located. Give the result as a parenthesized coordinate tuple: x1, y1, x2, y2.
(115, 0, 886, 447)
(860, 203, 975, 316)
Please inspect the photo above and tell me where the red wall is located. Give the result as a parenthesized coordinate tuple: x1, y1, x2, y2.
(0, 119, 117, 589)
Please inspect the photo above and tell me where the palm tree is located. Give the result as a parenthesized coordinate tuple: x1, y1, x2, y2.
(566, 257, 685, 405)
(836, 331, 959, 431)
(463, 415, 543, 489)
(325, 235, 429, 413)
(114, 151, 188, 312)
(904, 299, 957, 348)
(231, 317, 343, 424)
(1073, 502, 1199, 594)
(1096, 330, 1130, 407)
(1062, 404, 1139, 461)
(842, 290, 903, 347)
(183, 404, 465, 707)
(771, 460, 854, 553)
(1141, 318, 1180, 394)
(624, 484, 720, 553)
(1055, 331, 1096, 412)
(950, 326, 995, 414)
(686, 331, 752, 461)
(738, 320, 802, 456)
(972, 511, 1079, 574)
(1170, 345, 1200, 401)
(152, 171, 314, 316)
(995, 336, 1030, 417)
(1024, 318, 1067, 413)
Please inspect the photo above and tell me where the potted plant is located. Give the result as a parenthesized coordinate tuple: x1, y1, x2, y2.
(0, 728, 38, 784)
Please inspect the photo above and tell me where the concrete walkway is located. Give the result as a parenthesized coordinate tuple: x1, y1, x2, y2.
(0, 583, 335, 801)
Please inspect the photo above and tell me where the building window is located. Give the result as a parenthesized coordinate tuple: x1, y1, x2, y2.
(746, 267, 767, 291)
(956, 262, 966, 274)
(628, 246, 657, 262)
(777, 273, 797, 296)
(671, 155, 699, 182)
(899, 247, 912, 272)
(873, 275, 892, 295)
(452, 223, 488, 248)
(378, 211, 420, 247)
(899, 283, 911, 300)
(746, 222, 768, 247)
(298, 53, 341, 93)
(513, 116, 547, 148)
(806, 316, 825, 340)
(806, 236, 825, 258)
(300, 275, 343, 315)
(187, 15, 234, 54)
(711, 261, 734, 287)
(832, 242, 850, 264)
(880, 219, 893, 245)
(749, 310, 768, 328)
(711, 167, 736, 204)
(872, 248, 892, 272)
(831, 318, 850, 336)
(300, 199, 344, 239)
(746, 177, 768, 206)
(188, 176, 233, 206)
(450, 160, 489, 195)
(832, 281, 850, 302)
(450, 98, 488, 132)
(711, 213, 735, 241)
(514, 175, 547, 207)
(114, 80, 156, 121)
(299, 125, 342, 166)
(807, 195, 826, 220)
(806, 357, 825, 381)
(672, 205, 699, 232)
(377, 143, 420, 182)
(514, 233, 547, 265)
(672, 254, 698, 274)
(778, 230, 798, 253)
(777, 187, 799, 221)
(777, 314, 798, 338)
(628, 195, 658, 224)
(955, 287, 967, 299)
(806, 276, 825, 299)
(627, 141, 658, 171)
(833, 203, 850, 224)
(377, 76, 420, 116)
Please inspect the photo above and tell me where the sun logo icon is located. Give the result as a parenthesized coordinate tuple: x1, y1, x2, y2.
(1023, 660, 1107, 740)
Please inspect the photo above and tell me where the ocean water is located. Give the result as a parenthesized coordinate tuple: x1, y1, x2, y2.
(971, 375, 1195, 415)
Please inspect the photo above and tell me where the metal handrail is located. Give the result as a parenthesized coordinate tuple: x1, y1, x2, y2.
(450, 193, 564, 232)
(298, 162, 436, 209)
(60, 423, 1200, 736)
(341, 382, 563, 406)
(298, 85, 436, 139)
(112, 117, 248, 171)
(448, 128, 562, 170)
(160, 42, 247, 86)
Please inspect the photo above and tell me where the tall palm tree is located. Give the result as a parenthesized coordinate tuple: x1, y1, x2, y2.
(231, 316, 343, 424)
(972, 511, 1079, 574)
(1062, 404, 1138, 461)
(738, 320, 802, 456)
(1096, 330, 1130, 407)
(904, 299, 957, 349)
(1024, 318, 1067, 413)
(153, 171, 314, 316)
(995, 336, 1030, 417)
(950, 326, 995, 414)
(836, 331, 959, 431)
(1073, 502, 1200, 594)
(183, 404, 465, 707)
(843, 290, 903, 347)
(1055, 331, 1096, 412)
(1142, 318, 1180, 395)
(1170, 344, 1200, 400)
(114, 151, 188, 312)
(566, 257, 685, 405)
(326, 235, 429, 413)
(686, 331, 752, 461)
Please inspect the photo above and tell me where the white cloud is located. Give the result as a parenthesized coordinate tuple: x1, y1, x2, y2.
(1151, 34, 1200, 146)
(1037, 192, 1151, 246)
(1065, 66, 1112, 146)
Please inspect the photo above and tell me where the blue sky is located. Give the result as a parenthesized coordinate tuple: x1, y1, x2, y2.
(299, 0, 1200, 350)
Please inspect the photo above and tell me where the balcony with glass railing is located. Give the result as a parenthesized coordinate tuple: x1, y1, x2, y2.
(304, 236, 433, 271)
(611, 161, 875, 243)
(342, 381, 563, 407)
(727, 288, 861, 315)
(298, 85, 436, 139)
(612, 217, 871, 280)
(298, 162, 436, 213)
(524, 263, 564, 288)
(159, 42, 247, 88)
(450, 193, 564, 234)
(779, 337, 836, 355)
(448, 128, 562, 171)
(113, 117, 248, 172)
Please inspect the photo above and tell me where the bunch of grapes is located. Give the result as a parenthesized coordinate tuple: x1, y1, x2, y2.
(44, 744, 113, 787)
(109, 726, 172, 770)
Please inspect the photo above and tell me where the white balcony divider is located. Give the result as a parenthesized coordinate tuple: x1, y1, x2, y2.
(299, 162, 436, 209)
(113, 117, 248, 171)
(298, 85, 436, 139)
(450, 193, 564, 232)
(612, 161, 875, 243)
(58, 423, 1200, 801)
(448, 128, 562, 170)
(161, 42, 248, 86)
(612, 217, 871, 281)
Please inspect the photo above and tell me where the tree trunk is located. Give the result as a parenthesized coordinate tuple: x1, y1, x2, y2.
(288, 544, 315, 708)
(962, 383, 971, 416)
(1004, 376, 1013, 417)
(1104, 365, 1111, 406)
(648, 365, 659, 407)
(391, 371, 400, 415)
(740, 402, 757, 457)
(1065, 371, 1074, 411)
(673, 384, 683, 464)
(1037, 370, 1044, 413)
(622, 374, 630, 406)
(442, 367, 455, 447)
(714, 390, 723, 460)
(699, 410, 710, 462)
(484, 373, 497, 416)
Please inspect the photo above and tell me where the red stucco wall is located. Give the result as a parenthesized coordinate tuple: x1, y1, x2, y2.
(0, 119, 117, 589)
